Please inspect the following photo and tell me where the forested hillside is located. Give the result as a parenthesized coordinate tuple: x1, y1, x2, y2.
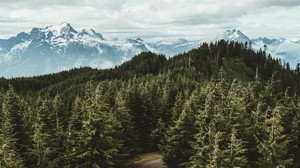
(1, 40, 300, 167)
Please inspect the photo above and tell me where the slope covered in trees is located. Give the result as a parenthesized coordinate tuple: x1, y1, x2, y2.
(1, 40, 300, 167)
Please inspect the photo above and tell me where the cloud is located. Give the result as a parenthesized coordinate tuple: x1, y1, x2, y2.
(260, 0, 300, 7)
(0, 0, 299, 40)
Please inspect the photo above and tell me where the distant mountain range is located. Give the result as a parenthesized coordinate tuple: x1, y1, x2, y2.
(0, 23, 299, 77)
(216, 29, 300, 68)
(0, 22, 198, 77)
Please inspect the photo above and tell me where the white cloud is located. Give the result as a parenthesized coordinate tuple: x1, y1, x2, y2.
(0, 0, 299, 40)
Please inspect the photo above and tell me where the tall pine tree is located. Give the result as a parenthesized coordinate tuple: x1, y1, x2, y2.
(76, 83, 123, 168)
(0, 85, 26, 167)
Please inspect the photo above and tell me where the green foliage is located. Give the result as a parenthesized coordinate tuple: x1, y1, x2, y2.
(256, 105, 293, 167)
(0, 41, 299, 167)
(162, 93, 199, 168)
(75, 84, 123, 168)
(0, 85, 25, 167)
(113, 90, 138, 155)
(223, 127, 248, 167)
(31, 102, 51, 168)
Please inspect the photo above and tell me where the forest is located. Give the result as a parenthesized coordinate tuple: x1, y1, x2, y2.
(1, 40, 300, 167)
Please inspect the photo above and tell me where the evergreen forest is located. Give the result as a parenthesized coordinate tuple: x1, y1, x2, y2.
(1, 40, 300, 167)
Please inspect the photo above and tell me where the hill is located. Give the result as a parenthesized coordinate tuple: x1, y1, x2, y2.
(0, 40, 300, 167)
(2, 40, 298, 96)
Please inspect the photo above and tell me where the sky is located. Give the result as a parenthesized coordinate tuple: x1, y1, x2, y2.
(1, 0, 300, 41)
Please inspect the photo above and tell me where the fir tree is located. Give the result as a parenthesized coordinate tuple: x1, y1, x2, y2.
(0, 85, 27, 167)
(162, 94, 198, 168)
(31, 103, 51, 168)
(256, 106, 293, 167)
(66, 97, 84, 167)
(223, 127, 247, 167)
(51, 94, 67, 167)
(206, 122, 223, 168)
(76, 84, 123, 168)
(113, 90, 138, 155)
(0, 92, 24, 167)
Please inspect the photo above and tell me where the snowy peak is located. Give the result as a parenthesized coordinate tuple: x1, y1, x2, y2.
(0, 23, 199, 77)
(25, 22, 80, 46)
(43, 22, 77, 37)
(217, 29, 250, 43)
(16, 32, 31, 41)
(78, 29, 104, 40)
(25, 23, 107, 47)
(136, 38, 144, 42)
(214, 29, 300, 68)
(251, 37, 283, 46)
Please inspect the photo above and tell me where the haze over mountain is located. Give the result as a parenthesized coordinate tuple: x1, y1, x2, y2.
(0, 23, 300, 77)
(0, 23, 198, 77)
(216, 29, 300, 68)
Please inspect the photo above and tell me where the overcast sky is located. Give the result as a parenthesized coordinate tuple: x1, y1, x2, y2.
(1, 0, 300, 41)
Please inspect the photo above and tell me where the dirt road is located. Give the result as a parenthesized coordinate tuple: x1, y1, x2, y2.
(139, 159, 164, 168)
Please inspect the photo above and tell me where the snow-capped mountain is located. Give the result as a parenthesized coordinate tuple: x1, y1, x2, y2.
(148, 38, 198, 56)
(217, 29, 300, 68)
(2, 24, 299, 78)
(0, 22, 198, 77)
(216, 29, 250, 43)
(251, 37, 300, 67)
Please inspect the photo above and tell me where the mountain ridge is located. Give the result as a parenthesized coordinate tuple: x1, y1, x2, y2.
(0, 22, 198, 77)
(217, 29, 300, 67)
(1, 23, 300, 77)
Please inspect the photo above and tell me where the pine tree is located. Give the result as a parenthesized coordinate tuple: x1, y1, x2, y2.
(0, 85, 26, 167)
(113, 90, 137, 155)
(127, 82, 148, 152)
(51, 94, 67, 167)
(190, 119, 224, 168)
(223, 127, 247, 167)
(171, 91, 188, 121)
(53, 94, 67, 129)
(190, 81, 221, 168)
(66, 97, 84, 166)
(162, 93, 198, 168)
(290, 101, 300, 165)
(190, 78, 247, 168)
(206, 122, 223, 168)
(256, 106, 293, 167)
(161, 78, 177, 126)
(31, 102, 51, 168)
(76, 84, 123, 168)
(0, 93, 24, 167)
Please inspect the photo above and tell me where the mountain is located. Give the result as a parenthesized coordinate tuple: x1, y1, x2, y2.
(148, 38, 199, 56)
(2, 24, 300, 78)
(0, 22, 198, 77)
(217, 29, 300, 68)
(216, 29, 250, 43)
(251, 37, 300, 67)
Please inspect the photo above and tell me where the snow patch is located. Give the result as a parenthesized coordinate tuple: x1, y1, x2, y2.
(0, 54, 13, 63)
(10, 40, 31, 53)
